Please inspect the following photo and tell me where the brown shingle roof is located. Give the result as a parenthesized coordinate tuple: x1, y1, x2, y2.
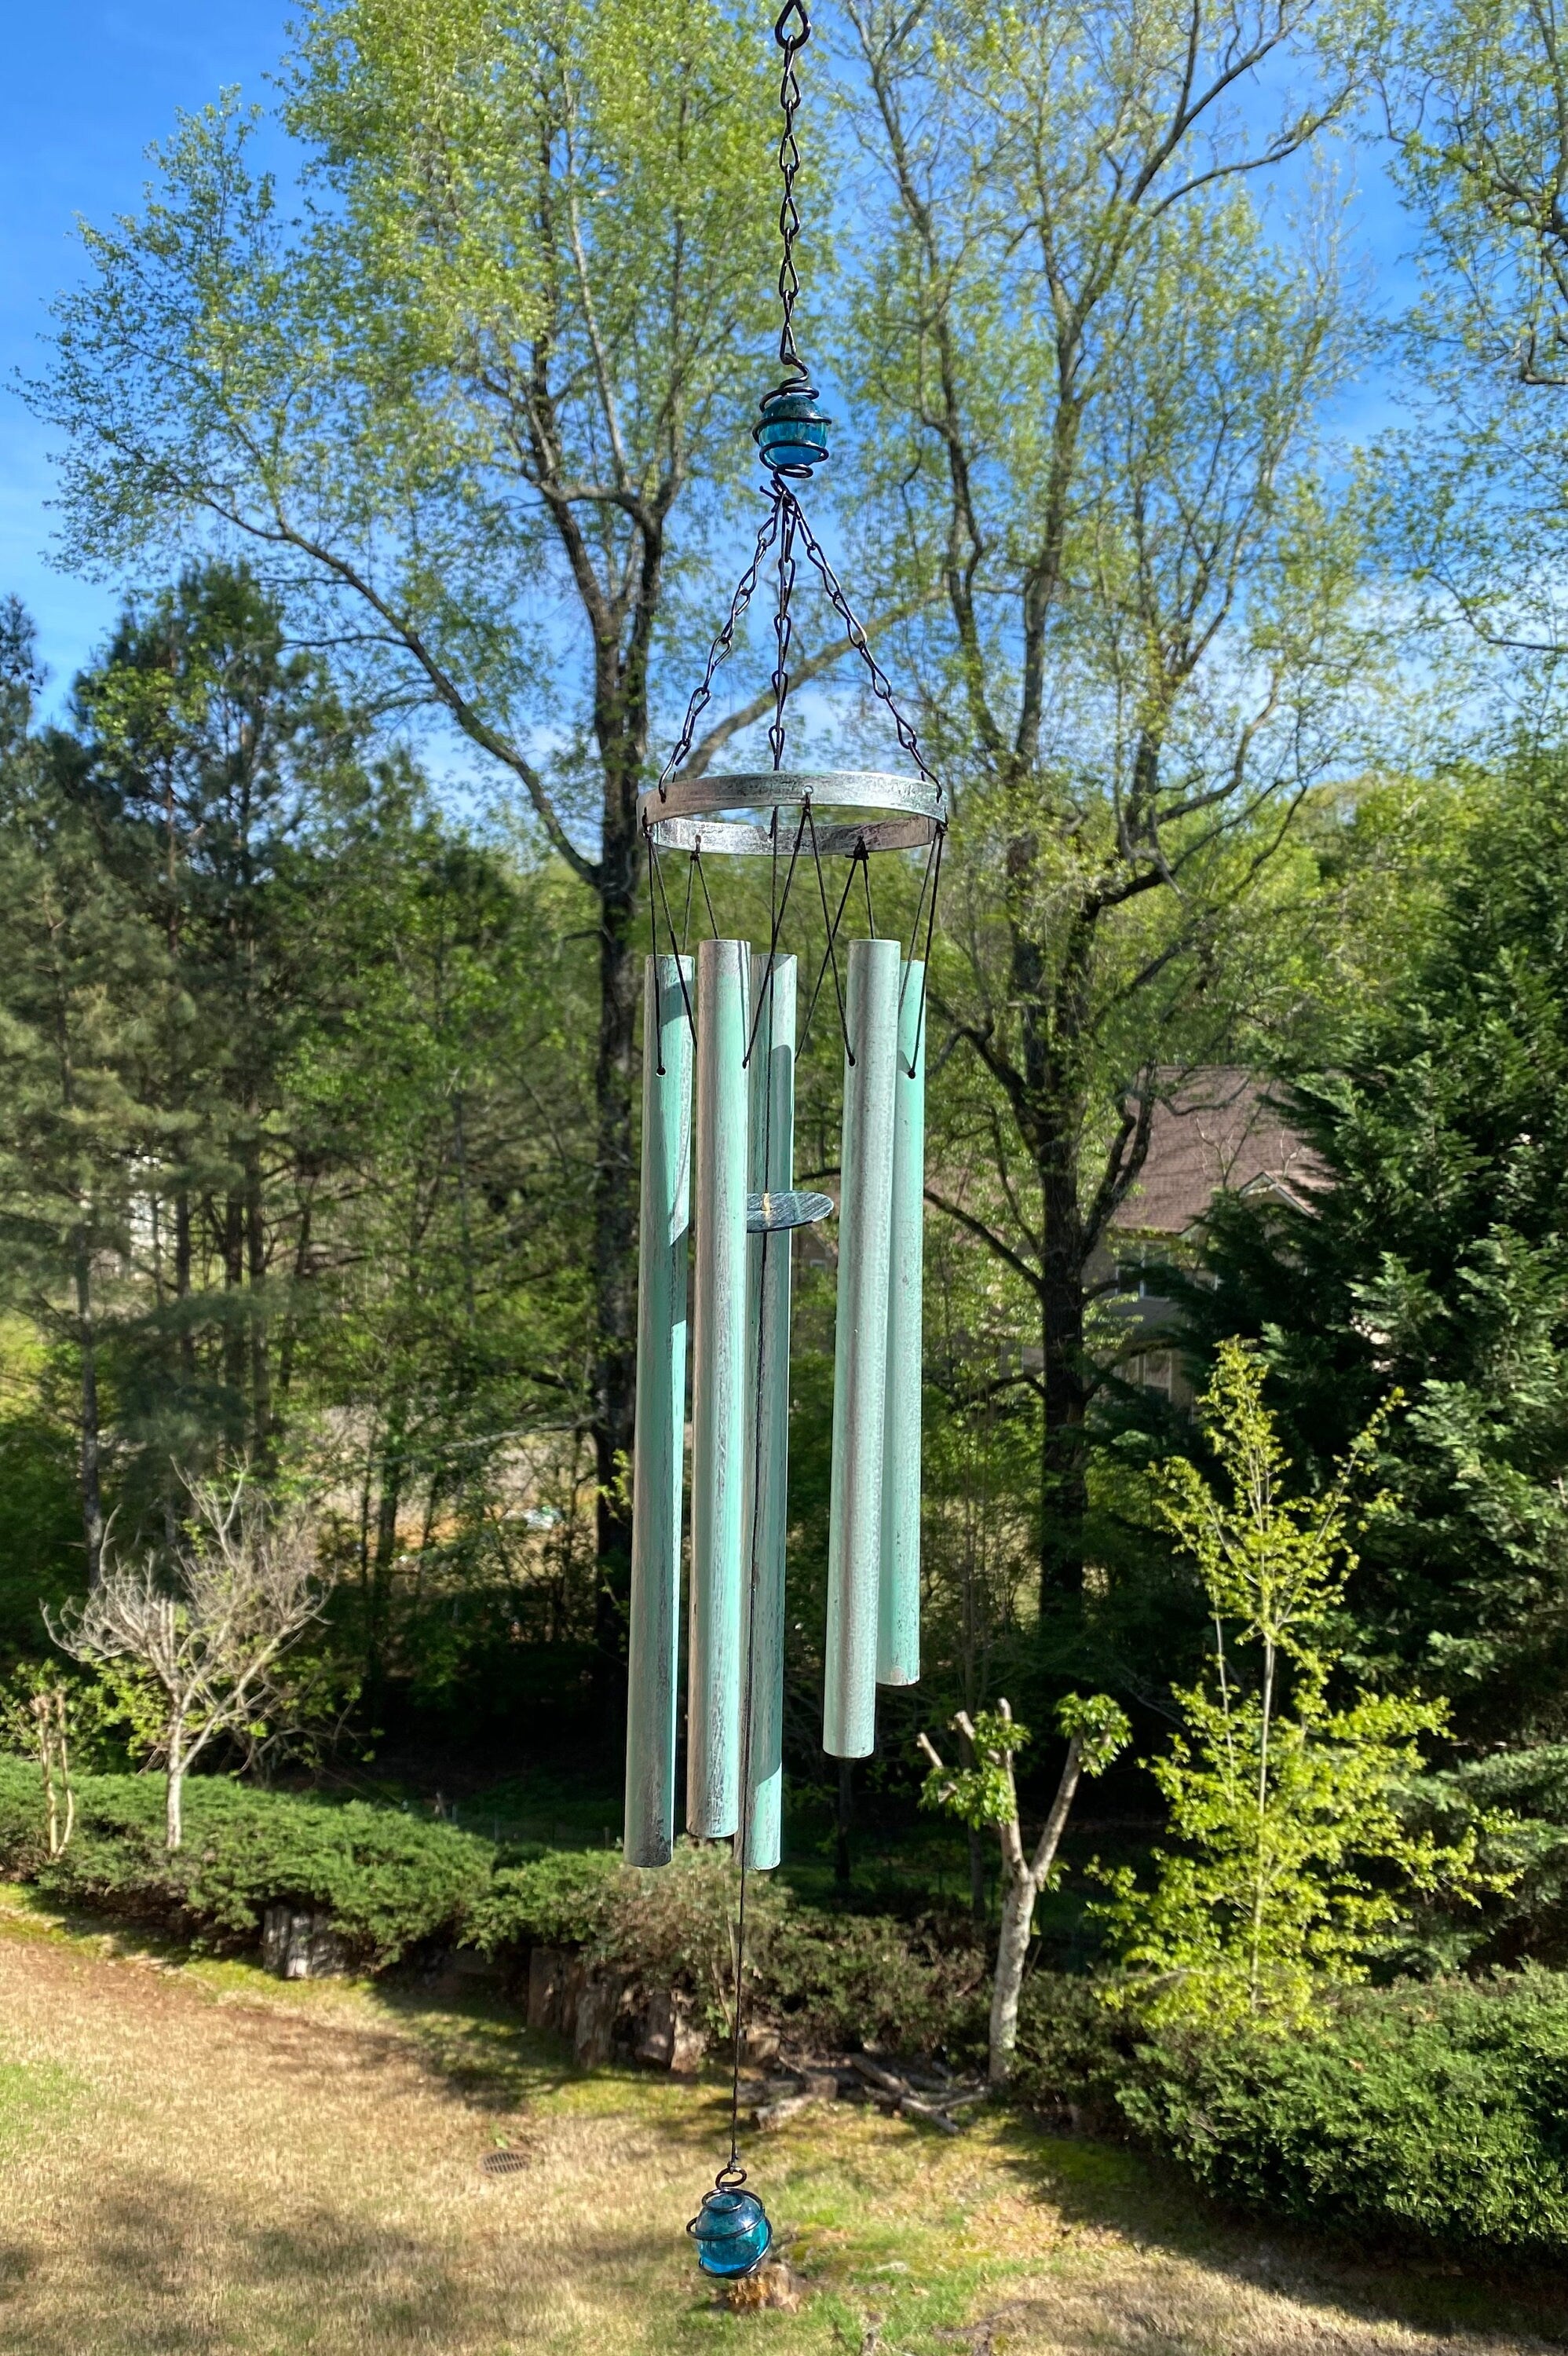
(1111, 1068, 1326, 1238)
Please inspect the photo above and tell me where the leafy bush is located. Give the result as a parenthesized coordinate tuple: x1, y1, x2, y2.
(1014, 1969, 1568, 2259)
(766, 1905, 988, 2057)
(468, 1846, 623, 1953)
(0, 1758, 987, 2051)
(0, 1755, 492, 1966)
(475, 1836, 985, 2051)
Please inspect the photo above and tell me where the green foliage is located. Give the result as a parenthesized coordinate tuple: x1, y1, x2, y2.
(764, 1906, 987, 2060)
(1099, 1343, 1494, 2025)
(0, 1755, 492, 1966)
(1182, 755, 1568, 1960)
(467, 1846, 622, 1954)
(920, 1711, 1027, 1831)
(477, 1835, 987, 2053)
(1012, 1968, 1568, 2259)
(920, 1695, 1131, 1834)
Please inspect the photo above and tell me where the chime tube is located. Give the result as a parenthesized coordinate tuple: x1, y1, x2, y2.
(687, 939, 751, 1838)
(879, 960, 926, 1688)
(824, 936, 901, 1758)
(623, 955, 694, 1867)
(742, 955, 796, 1872)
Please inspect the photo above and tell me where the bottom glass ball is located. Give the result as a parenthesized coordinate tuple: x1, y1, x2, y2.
(689, 2186, 772, 2278)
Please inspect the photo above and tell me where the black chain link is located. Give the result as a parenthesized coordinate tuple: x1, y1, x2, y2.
(785, 490, 941, 789)
(767, 498, 799, 771)
(773, 0, 811, 385)
(657, 495, 784, 795)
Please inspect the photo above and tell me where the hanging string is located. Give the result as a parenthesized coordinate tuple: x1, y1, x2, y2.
(799, 830, 864, 1063)
(646, 830, 697, 1041)
(692, 847, 720, 941)
(743, 803, 810, 1071)
(646, 830, 667, 1077)
(859, 838, 876, 937)
(784, 488, 942, 794)
(681, 853, 696, 954)
(908, 822, 945, 1077)
(768, 498, 799, 773)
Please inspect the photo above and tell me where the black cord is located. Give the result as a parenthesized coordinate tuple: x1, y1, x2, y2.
(744, 804, 809, 1070)
(645, 832, 666, 1076)
(799, 825, 861, 1063)
(693, 847, 719, 941)
(908, 824, 945, 1077)
(647, 832, 697, 1040)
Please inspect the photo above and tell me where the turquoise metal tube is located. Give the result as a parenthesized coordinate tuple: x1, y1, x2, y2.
(878, 959, 925, 1687)
(623, 954, 694, 1866)
(824, 936, 901, 1758)
(742, 954, 796, 1871)
(687, 938, 751, 1838)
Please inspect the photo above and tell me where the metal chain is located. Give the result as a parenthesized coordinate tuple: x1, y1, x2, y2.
(785, 489, 942, 788)
(773, 0, 812, 384)
(767, 496, 799, 772)
(657, 495, 784, 793)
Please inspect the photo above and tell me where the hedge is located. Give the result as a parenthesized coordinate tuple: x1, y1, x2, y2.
(1014, 1970, 1568, 2260)
(0, 1757, 988, 2051)
(5, 1754, 1567, 2259)
(0, 1756, 496, 1967)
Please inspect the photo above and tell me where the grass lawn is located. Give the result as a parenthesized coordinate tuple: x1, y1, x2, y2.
(0, 1889, 1559, 2354)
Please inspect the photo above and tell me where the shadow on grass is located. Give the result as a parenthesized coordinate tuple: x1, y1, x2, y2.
(0, 2168, 685, 2356)
(992, 2111, 1568, 2348)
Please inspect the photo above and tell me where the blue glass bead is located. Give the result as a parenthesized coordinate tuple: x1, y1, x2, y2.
(755, 386, 832, 475)
(690, 2187, 772, 2277)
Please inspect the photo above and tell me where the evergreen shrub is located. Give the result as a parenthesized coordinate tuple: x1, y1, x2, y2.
(1014, 1970, 1568, 2258)
(0, 1755, 492, 1966)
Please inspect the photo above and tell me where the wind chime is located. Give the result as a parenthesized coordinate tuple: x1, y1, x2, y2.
(621, 0, 947, 2281)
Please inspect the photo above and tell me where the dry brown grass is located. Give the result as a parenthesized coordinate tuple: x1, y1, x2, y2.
(0, 1894, 1559, 2354)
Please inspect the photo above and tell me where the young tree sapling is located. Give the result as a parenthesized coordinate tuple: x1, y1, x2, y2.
(48, 1478, 325, 1849)
(920, 1692, 1129, 2084)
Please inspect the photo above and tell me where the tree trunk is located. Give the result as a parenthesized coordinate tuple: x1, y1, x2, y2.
(221, 1189, 246, 1446)
(1039, 1234, 1088, 1601)
(174, 1189, 195, 1381)
(366, 1430, 405, 1708)
(590, 774, 641, 1667)
(988, 1731, 1085, 2085)
(245, 1135, 272, 1464)
(73, 1239, 104, 1591)
(989, 1866, 1036, 2085)
(166, 1724, 186, 1852)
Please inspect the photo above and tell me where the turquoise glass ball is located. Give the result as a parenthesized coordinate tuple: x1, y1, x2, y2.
(755, 386, 832, 477)
(690, 2187, 772, 2278)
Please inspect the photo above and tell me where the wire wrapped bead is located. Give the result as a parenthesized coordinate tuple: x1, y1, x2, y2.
(689, 2185, 773, 2277)
(755, 385, 831, 477)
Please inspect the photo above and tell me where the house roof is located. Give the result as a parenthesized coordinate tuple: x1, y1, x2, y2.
(1110, 1068, 1325, 1238)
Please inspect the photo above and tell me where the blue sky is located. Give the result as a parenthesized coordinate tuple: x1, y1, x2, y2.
(1, 6, 1422, 722)
(0, 2, 292, 709)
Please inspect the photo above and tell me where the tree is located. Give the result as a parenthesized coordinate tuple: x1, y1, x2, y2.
(1098, 1341, 1491, 2025)
(48, 1477, 325, 1849)
(28, 0, 806, 1619)
(836, 0, 1380, 1598)
(919, 1692, 1129, 2082)
(1380, 0, 1568, 696)
(71, 562, 375, 1493)
(1171, 754, 1568, 1954)
(0, 667, 170, 1589)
